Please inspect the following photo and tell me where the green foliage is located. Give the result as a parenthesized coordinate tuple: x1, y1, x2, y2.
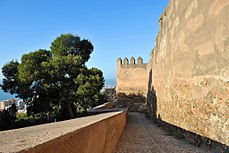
(51, 33, 93, 63)
(75, 67, 105, 110)
(19, 49, 52, 83)
(16, 112, 28, 120)
(0, 104, 17, 130)
(1, 33, 104, 120)
(1, 60, 20, 94)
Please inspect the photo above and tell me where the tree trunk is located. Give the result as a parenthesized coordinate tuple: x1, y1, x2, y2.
(67, 101, 74, 119)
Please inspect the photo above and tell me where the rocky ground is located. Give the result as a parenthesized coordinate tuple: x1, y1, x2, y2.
(114, 112, 217, 153)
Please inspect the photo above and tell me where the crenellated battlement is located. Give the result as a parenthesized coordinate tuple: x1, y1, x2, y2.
(116, 56, 147, 97)
(117, 57, 146, 67)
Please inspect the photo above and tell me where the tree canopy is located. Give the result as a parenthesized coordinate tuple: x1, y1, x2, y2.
(1, 33, 104, 119)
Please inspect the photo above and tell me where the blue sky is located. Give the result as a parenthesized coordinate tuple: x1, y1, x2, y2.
(0, 0, 169, 80)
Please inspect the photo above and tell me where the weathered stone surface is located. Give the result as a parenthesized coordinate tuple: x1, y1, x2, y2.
(104, 87, 116, 102)
(117, 94, 146, 112)
(148, 0, 229, 146)
(116, 57, 148, 111)
(117, 0, 229, 147)
(117, 57, 147, 96)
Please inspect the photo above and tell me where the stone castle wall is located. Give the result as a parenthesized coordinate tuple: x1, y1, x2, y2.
(116, 57, 148, 96)
(117, 0, 229, 146)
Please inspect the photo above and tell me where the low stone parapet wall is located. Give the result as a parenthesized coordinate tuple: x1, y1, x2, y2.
(91, 100, 117, 110)
(0, 110, 127, 153)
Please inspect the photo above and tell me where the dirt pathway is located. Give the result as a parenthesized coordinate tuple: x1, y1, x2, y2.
(114, 112, 214, 153)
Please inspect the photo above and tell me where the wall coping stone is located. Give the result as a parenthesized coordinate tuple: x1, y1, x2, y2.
(0, 110, 126, 153)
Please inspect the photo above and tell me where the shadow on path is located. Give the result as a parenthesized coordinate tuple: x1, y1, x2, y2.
(114, 112, 215, 153)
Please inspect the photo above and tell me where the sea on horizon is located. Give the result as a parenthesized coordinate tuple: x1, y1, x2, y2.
(0, 79, 116, 101)
(105, 78, 116, 87)
(0, 89, 15, 101)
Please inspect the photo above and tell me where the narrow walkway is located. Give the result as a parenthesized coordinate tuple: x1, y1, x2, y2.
(114, 112, 214, 153)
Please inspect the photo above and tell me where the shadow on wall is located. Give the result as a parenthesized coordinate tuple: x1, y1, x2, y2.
(146, 70, 229, 151)
(147, 70, 157, 120)
(117, 93, 146, 112)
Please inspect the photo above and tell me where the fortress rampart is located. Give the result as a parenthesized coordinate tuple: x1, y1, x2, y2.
(116, 57, 148, 96)
(117, 0, 229, 146)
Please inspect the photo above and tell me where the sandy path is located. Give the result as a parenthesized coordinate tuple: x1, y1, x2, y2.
(114, 112, 214, 153)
